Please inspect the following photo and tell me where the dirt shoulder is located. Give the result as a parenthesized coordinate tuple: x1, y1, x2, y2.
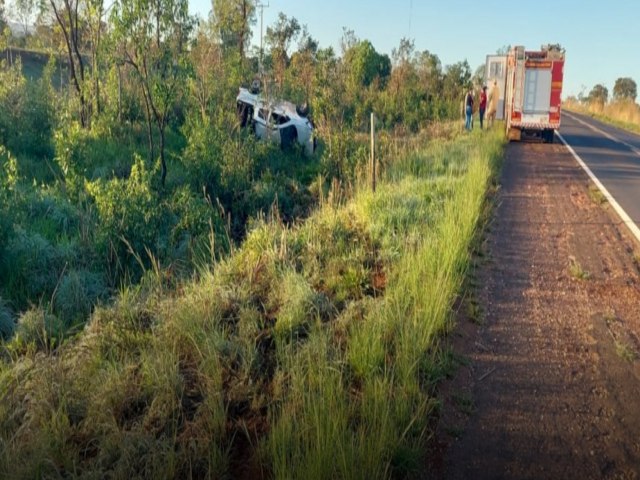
(433, 140, 640, 479)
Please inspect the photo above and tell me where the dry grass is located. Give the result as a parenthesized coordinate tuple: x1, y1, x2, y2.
(564, 99, 640, 134)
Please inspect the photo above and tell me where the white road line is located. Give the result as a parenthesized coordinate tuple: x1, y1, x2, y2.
(557, 131, 640, 244)
(564, 111, 640, 157)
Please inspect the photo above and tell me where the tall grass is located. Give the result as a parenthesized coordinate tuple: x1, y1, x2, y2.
(564, 98, 640, 134)
(265, 128, 504, 478)
(0, 126, 504, 478)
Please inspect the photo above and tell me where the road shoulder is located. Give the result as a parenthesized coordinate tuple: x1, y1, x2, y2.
(430, 140, 640, 479)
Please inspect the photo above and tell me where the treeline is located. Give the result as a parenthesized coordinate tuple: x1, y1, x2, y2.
(565, 77, 640, 129)
(0, 0, 478, 346)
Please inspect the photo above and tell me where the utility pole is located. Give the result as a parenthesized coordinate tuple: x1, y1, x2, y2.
(256, 1, 269, 77)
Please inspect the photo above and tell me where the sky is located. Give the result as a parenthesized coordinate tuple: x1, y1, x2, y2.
(189, 0, 640, 98)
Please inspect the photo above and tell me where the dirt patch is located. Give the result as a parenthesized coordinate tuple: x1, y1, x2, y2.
(431, 141, 640, 479)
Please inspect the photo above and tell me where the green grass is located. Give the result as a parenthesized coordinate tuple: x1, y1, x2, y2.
(615, 341, 637, 362)
(569, 256, 591, 280)
(588, 185, 607, 206)
(452, 392, 475, 415)
(0, 125, 505, 478)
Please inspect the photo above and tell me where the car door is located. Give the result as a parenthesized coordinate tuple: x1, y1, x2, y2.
(254, 108, 281, 145)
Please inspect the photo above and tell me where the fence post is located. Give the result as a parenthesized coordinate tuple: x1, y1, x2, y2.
(370, 112, 376, 193)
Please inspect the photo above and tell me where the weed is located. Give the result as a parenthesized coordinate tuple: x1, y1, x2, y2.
(615, 341, 637, 362)
(569, 256, 591, 280)
(588, 185, 607, 205)
(465, 297, 483, 324)
(452, 392, 475, 415)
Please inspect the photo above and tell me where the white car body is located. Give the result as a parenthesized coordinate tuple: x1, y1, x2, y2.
(236, 87, 316, 156)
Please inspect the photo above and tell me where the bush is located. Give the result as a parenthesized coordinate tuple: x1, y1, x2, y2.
(0, 228, 75, 310)
(180, 116, 224, 194)
(12, 307, 65, 351)
(87, 155, 167, 278)
(54, 121, 134, 185)
(0, 58, 54, 160)
(0, 296, 14, 340)
(53, 269, 106, 325)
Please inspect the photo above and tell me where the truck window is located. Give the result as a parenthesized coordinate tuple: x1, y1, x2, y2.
(490, 61, 503, 78)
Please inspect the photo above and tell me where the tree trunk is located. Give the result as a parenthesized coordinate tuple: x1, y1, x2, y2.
(50, 0, 89, 128)
(117, 64, 122, 122)
(159, 125, 166, 187)
(142, 93, 154, 163)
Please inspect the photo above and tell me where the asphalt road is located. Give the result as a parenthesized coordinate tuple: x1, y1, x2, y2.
(559, 111, 640, 227)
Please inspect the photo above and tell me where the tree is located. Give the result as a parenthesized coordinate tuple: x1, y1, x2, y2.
(587, 84, 608, 104)
(188, 18, 224, 121)
(287, 26, 318, 103)
(472, 64, 486, 88)
(85, 0, 106, 116)
(343, 40, 390, 89)
(112, 0, 194, 187)
(212, 0, 255, 60)
(47, 0, 90, 127)
(443, 60, 471, 100)
(613, 77, 637, 102)
(265, 12, 300, 89)
(13, 0, 36, 36)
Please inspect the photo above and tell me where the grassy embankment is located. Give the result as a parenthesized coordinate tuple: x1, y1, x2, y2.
(563, 98, 640, 134)
(0, 126, 505, 478)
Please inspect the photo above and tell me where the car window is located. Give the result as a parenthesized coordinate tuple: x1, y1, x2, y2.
(258, 108, 269, 121)
(272, 113, 290, 125)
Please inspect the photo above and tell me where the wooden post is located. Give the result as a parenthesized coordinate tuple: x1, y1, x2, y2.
(370, 112, 376, 193)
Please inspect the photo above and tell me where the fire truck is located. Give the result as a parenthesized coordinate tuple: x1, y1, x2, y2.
(503, 45, 565, 143)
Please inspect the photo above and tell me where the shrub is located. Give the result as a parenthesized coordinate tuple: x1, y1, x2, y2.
(53, 269, 106, 325)
(0, 228, 75, 310)
(54, 121, 134, 185)
(12, 307, 65, 351)
(180, 116, 224, 194)
(0, 296, 14, 340)
(0, 57, 54, 160)
(87, 155, 167, 278)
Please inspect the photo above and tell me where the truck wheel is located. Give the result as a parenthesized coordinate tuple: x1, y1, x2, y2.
(543, 129, 554, 143)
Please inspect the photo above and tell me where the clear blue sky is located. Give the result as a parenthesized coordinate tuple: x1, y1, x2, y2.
(189, 0, 640, 98)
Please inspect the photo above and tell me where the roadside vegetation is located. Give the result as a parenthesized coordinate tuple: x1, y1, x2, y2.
(0, 126, 504, 478)
(0, 0, 505, 477)
(564, 77, 640, 134)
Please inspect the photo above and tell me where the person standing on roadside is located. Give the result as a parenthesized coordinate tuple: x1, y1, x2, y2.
(479, 85, 488, 129)
(487, 80, 500, 127)
(464, 88, 474, 131)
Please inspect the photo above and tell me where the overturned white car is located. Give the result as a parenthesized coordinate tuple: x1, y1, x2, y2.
(236, 86, 316, 156)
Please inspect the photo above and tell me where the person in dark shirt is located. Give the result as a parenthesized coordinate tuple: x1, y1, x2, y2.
(465, 89, 474, 131)
(479, 85, 488, 129)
